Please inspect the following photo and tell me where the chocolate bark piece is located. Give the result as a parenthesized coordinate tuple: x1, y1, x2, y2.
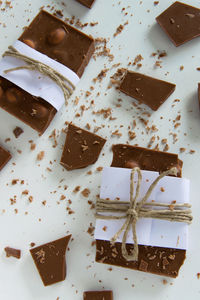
(4, 247, 21, 259)
(30, 235, 71, 286)
(0, 145, 11, 171)
(83, 290, 113, 300)
(76, 0, 95, 8)
(13, 126, 24, 138)
(60, 123, 106, 171)
(96, 145, 186, 278)
(0, 11, 95, 135)
(111, 144, 183, 177)
(156, 2, 200, 47)
(119, 71, 176, 111)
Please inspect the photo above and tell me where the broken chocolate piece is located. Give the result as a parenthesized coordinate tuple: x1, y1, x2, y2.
(76, 0, 95, 8)
(119, 71, 176, 111)
(30, 235, 71, 286)
(4, 247, 21, 259)
(0, 11, 95, 135)
(198, 83, 200, 108)
(13, 126, 24, 138)
(0, 145, 11, 170)
(83, 290, 113, 300)
(156, 2, 200, 46)
(96, 145, 186, 278)
(60, 123, 106, 171)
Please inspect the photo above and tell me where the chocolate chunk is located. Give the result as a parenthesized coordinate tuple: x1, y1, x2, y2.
(4, 247, 21, 259)
(76, 0, 95, 8)
(96, 145, 186, 278)
(0, 11, 95, 135)
(156, 2, 200, 46)
(13, 126, 24, 138)
(30, 235, 71, 286)
(0, 145, 11, 171)
(119, 71, 176, 111)
(60, 123, 106, 171)
(83, 290, 113, 300)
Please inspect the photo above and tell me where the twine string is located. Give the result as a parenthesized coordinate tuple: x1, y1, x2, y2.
(96, 167, 193, 261)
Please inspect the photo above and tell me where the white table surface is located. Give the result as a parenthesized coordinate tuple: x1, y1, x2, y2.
(0, 0, 200, 299)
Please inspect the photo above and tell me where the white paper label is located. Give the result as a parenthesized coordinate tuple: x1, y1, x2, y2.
(0, 40, 80, 111)
(94, 167, 190, 250)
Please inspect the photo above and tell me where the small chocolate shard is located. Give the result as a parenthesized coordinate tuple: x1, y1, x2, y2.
(156, 2, 200, 46)
(5, 247, 21, 259)
(30, 235, 71, 286)
(13, 126, 24, 138)
(60, 123, 106, 171)
(75, 0, 95, 8)
(0, 145, 11, 171)
(119, 71, 175, 111)
(83, 290, 113, 300)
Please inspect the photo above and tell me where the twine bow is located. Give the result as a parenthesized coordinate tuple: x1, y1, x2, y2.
(3, 46, 75, 104)
(96, 167, 192, 262)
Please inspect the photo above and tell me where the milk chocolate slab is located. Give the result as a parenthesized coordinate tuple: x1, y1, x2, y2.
(30, 235, 71, 286)
(0, 11, 95, 135)
(4, 247, 21, 259)
(96, 145, 186, 277)
(156, 2, 200, 47)
(0, 145, 11, 171)
(60, 123, 106, 171)
(83, 290, 113, 300)
(119, 71, 176, 111)
(76, 0, 95, 8)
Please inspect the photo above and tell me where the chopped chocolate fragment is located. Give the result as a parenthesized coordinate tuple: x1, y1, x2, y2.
(0, 145, 11, 170)
(60, 123, 106, 170)
(96, 145, 185, 278)
(119, 71, 175, 111)
(30, 235, 71, 286)
(75, 0, 95, 8)
(156, 2, 200, 46)
(83, 290, 113, 300)
(0, 11, 95, 134)
(5, 247, 21, 259)
(13, 126, 24, 138)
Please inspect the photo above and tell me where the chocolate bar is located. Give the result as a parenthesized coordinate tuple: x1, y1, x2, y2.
(156, 2, 200, 47)
(0, 145, 11, 171)
(60, 123, 106, 171)
(119, 71, 176, 111)
(0, 11, 95, 135)
(96, 145, 186, 278)
(83, 290, 113, 300)
(76, 0, 95, 8)
(30, 235, 71, 286)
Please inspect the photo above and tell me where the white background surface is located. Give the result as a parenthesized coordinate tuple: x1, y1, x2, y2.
(0, 0, 200, 299)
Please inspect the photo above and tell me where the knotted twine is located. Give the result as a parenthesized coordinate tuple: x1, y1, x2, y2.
(2, 46, 75, 104)
(96, 167, 192, 262)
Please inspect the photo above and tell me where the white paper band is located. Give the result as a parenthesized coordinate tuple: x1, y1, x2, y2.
(94, 167, 190, 250)
(0, 40, 80, 111)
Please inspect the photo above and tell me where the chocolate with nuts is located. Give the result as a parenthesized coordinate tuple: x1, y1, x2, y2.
(30, 235, 71, 286)
(60, 123, 106, 171)
(156, 2, 200, 47)
(96, 145, 186, 278)
(0, 11, 95, 135)
(119, 71, 176, 111)
(0, 145, 11, 171)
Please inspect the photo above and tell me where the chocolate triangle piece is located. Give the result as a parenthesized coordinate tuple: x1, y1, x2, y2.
(60, 123, 106, 171)
(156, 2, 200, 47)
(83, 290, 113, 300)
(76, 0, 95, 8)
(30, 235, 71, 286)
(0, 145, 11, 171)
(119, 71, 175, 111)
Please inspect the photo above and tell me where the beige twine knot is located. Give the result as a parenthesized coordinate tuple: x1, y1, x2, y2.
(96, 167, 193, 262)
(3, 46, 76, 104)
